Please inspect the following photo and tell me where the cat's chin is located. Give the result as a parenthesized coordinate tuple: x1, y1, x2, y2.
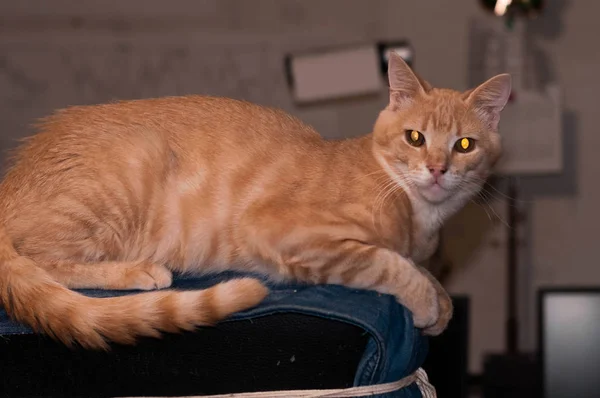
(416, 184, 452, 204)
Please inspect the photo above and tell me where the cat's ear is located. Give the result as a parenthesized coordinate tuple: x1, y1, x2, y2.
(387, 52, 427, 110)
(464, 74, 512, 129)
(414, 72, 433, 92)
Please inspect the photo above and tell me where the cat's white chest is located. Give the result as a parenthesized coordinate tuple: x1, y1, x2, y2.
(409, 202, 444, 263)
(411, 226, 440, 263)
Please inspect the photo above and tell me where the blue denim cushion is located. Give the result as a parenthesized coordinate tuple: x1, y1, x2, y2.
(0, 271, 428, 397)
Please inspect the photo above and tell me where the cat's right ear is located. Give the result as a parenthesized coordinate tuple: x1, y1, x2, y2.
(387, 52, 426, 110)
(463, 74, 512, 129)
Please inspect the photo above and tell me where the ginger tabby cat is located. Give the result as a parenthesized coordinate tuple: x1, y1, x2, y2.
(0, 53, 510, 349)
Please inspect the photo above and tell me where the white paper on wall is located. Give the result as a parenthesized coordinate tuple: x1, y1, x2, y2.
(468, 17, 564, 176)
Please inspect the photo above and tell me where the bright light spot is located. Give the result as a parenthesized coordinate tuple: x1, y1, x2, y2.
(494, 0, 512, 16)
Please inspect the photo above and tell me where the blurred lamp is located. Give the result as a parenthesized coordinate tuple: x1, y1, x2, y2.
(479, 0, 545, 18)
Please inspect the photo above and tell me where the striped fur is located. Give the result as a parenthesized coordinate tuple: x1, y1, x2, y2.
(0, 54, 510, 348)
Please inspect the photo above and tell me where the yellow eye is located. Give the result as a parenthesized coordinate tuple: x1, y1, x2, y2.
(454, 137, 475, 153)
(406, 130, 425, 147)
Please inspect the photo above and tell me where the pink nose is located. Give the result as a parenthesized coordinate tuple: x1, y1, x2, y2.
(428, 166, 447, 179)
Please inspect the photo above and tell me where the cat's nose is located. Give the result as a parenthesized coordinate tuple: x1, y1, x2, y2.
(428, 166, 447, 178)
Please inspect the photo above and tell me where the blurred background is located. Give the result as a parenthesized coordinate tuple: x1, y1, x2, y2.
(0, 1, 597, 397)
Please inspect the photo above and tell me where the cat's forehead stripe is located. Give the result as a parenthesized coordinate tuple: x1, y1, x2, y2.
(423, 101, 464, 135)
(454, 117, 463, 136)
(422, 112, 433, 132)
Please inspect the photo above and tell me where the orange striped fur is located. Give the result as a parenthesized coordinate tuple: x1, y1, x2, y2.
(0, 54, 510, 348)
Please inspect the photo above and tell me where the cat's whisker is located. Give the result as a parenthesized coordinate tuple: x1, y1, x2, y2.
(475, 190, 511, 229)
(469, 197, 493, 222)
(478, 187, 522, 209)
(377, 183, 405, 231)
(455, 179, 511, 228)
(466, 176, 533, 204)
(351, 169, 390, 183)
(371, 179, 400, 236)
(370, 172, 414, 237)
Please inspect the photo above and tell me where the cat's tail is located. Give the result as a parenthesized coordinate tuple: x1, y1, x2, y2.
(0, 227, 268, 349)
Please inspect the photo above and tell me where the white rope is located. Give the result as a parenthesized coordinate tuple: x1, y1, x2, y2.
(414, 368, 437, 398)
(126, 367, 436, 398)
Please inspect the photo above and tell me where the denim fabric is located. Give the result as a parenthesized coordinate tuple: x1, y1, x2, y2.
(0, 271, 428, 397)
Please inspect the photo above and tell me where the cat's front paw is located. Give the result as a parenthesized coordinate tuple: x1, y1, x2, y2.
(123, 262, 173, 290)
(406, 275, 440, 330)
(422, 284, 453, 336)
(413, 266, 453, 336)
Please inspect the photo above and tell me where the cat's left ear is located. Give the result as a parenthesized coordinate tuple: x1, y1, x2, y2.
(464, 74, 512, 129)
(387, 52, 427, 110)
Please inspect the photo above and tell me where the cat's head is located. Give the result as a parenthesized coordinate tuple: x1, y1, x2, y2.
(373, 52, 511, 207)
